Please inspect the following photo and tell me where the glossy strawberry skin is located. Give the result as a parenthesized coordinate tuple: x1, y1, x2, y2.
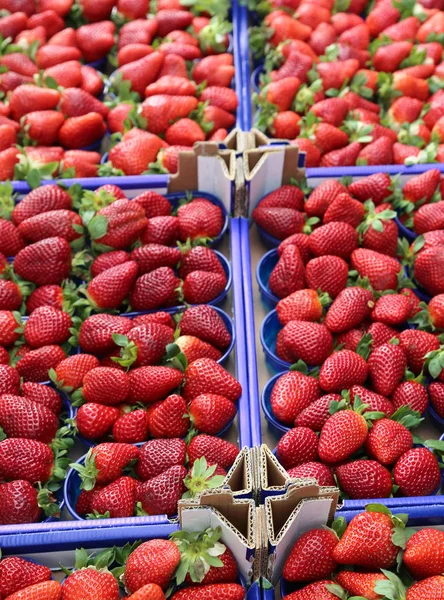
(270, 371, 321, 425)
(318, 410, 368, 464)
(276, 427, 319, 469)
(394, 447, 441, 496)
(336, 460, 393, 499)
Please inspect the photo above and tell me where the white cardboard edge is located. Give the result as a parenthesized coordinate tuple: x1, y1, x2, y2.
(247, 151, 285, 219)
(197, 155, 232, 213)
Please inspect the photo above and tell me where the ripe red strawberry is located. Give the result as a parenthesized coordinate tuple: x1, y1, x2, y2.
(58, 112, 106, 149)
(294, 394, 341, 431)
(89, 475, 135, 518)
(325, 287, 374, 333)
(0, 556, 52, 596)
(323, 193, 365, 228)
(430, 382, 444, 417)
(0, 394, 58, 443)
(51, 353, 99, 391)
(131, 312, 175, 329)
(368, 343, 407, 396)
(43, 61, 82, 89)
(21, 382, 62, 415)
(188, 394, 236, 435)
(277, 321, 333, 365)
(79, 314, 132, 355)
(287, 461, 335, 486)
(165, 118, 205, 146)
(124, 539, 181, 593)
(318, 406, 369, 463)
(175, 336, 221, 363)
(276, 289, 329, 325)
(17, 345, 66, 382)
(148, 394, 190, 439)
(116, 322, 174, 367)
(336, 460, 393, 499)
(305, 181, 347, 218)
(171, 585, 245, 600)
(90, 251, 130, 278)
(14, 237, 72, 286)
(21, 110, 64, 146)
(132, 191, 171, 218)
(0, 364, 20, 395)
(399, 329, 439, 375)
(187, 434, 238, 469)
(179, 305, 230, 350)
(283, 528, 338, 583)
(394, 447, 441, 496)
(0, 310, 21, 348)
(310, 98, 349, 128)
(59, 89, 109, 120)
(392, 381, 428, 414)
(182, 358, 241, 403)
(370, 294, 411, 326)
(12, 185, 72, 225)
(403, 168, 441, 205)
(130, 267, 180, 310)
(74, 443, 140, 490)
(177, 199, 223, 242)
(76, 403, 119, 440)
(135, 438, 186, 481)
(309, 222, 358, 260)
(333, 508, 400, 568)
(23, 306, 71, 348)
(351, 248, 402, 291)
(137, 464, 187, 516)
(335, 571, 388, 600)
(270, 370, 321, 425)
(350, 386, 395, 416)
(179, 247, 225, 279)
(0, 279, 24, 312)
(82, 367, 130, 406)
(87, 261, 139, 310)
(320, 142, 362, 167)
(128, 366, 183, 404)
(278, 581, 342, 599)
(88, 200, 147, 251)
(253, 206, 305, 241)
(62, 568, 119, 600)
(0, 438, 55, 484)
(18, 210, 83, 244)
(118, 52, 165, 96)
(403, 528, 444, 580)
(141, 216, 179, 246)
(259, 186, 305, 212)
(305, 256, 348, 299)
(8, 85, 61, 122)
(349, 173, 393, 206)
(76, 21, 115, 63)
(141, 95, 198, 135)
(269, 246, 306, 299)
(182, 271, 227, 304)
(276, 427, 318, 469)
(0, 218, 25, 256)
(414, 246, 444, 296)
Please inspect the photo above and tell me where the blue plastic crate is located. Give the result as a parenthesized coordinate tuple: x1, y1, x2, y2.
(256, 249, 279, 308)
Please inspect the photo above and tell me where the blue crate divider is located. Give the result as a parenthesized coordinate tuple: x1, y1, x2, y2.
(240, 217, 262, 446)
(234, 0, 252, 131)
(338, 500, 444, 525)
(262, 580, 275, 600)
(396, 216, 417, 242)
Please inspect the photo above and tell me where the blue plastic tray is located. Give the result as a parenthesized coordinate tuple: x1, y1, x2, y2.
(256, 249, 279, 308)
(260, 310, 288, 373)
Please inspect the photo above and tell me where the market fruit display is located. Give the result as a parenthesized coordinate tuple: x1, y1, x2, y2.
(255, 172, 444, 501)
(0, 0, 237, 182)
(0, 181, 242, 524)
(250, 0, 444, 166)
(0, 526, 245, 599)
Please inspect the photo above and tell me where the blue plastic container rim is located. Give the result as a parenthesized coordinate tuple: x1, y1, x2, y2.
(256, 249, 280, 307)
(261, 372, 291, 435)
(395, 215, 417, 243)
(260, 310, 290, 373)
(429, 404, 444, 431)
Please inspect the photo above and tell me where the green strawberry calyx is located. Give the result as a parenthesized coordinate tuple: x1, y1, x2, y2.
(389, 405, 423, 429)
(164, 342, 188, 373)
(37, 484, 60, 518)
(372, 569, 407, 600)
(70, 448, 99, 491)
(409, 300, 436, 330)
(182, 457, 226, 499)
(111, 333, 139, 369)
(289, 359, 319, 378)
(424, 346, 444, 379)
(357, 199, 397, 239)
(336, 393, 385, 426)
(60, 546, 120, 577)
(0, 181, 16, 220)
(324, 583, 348, 599)
(171, 525, 226, 584)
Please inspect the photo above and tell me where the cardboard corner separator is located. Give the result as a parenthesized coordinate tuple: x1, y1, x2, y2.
(243, 129, 306, 218)
(167, 142, 235, 214)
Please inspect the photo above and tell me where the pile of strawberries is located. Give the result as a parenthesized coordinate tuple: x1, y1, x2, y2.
(70, 435, 239, 519)
(252, 0, 444, 166)
(0, 527, 245, 599)
(0, 179, 242, 525)
(0, 0, 238, 182)
(280, 505, 444, 599)
(254, 171, 444, 500)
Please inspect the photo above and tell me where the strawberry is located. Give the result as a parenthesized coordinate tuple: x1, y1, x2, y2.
(317, 59, 359, 92)
(76, 403, 119, 440)
(336, 460, 393, 499)
(35, 45, 81, 69)
(278, 233, 312, 262)
(0, 311, 21, 347)
(129, 245, 179, 275)
(277, 581, 342, 599)
(276, 426, 319, 469)
(0, 280, 24, 312)
(320, 142, 362, 167)
(276, 288, 330, 325)
(0, 394, 58, 443)
(141, 95, 198, 135)
(414, 246, 444, 296)
(124, 539, 180, 593)
(269, 246, 306, 298)
(0, 480, 42, 524)
(80, 0, 116, 21)
(357, 137, 394, 166)
(130, 267, 180, 310)
(23, 306, 71, 349)
(62, 568, 119, 600)
(282, 529, 338, 583)
(177, 199, 224, 242)
(118, 52, 165, 97)
(18, 210, 83, 244)
(147, 394, 189, 438)
(368, 342, 407, 396)
(171, 585, 244, 600)
(350, 385, 395, 416)
(176, 336, 221, 363)
(20, 107, 62, 145)
(136, 438, 186, 481)
(82, 367, 130, 406)
(90, 251, 130, 278)
(277, 321, 333, 365)
(76, 21, 115, 63)
(59, 112, 106, 149)
(310, 98, 349, 128)
(14, 237, 72, 286)
(51, 353, 99, 390)
(430, 382, 444, 417)
(270, 370, 320, 425)
(141, 216, 179, 246)
(0, 123, 17, 153)
(394, 447, 441, 496)
(294, 394, 341, 430)
(407, 576, 444, 598)
(0, 364, 20, 395)
(108, 133, 166, 176)
(179, 305, 230, 350)
(3, 580, 62, 599)
(17, 345, 66, 382)
(403, 169, 441, 205)
(0, 147, 19, 181)
(399, 329, 440, 374)
(73, 443, 140, 490)
(403, 529, 444, 581)
(318, 404, 370, 463)
(392, 381, 428, 414)
(59, 88, 109, 120)
(89, 475, 135, 518)
(165, 118, 205, 146)
(359, 203, 398, 257)
(137, 464, 187, 516)
(335, 571, 388, 600)
(125, 584, 166, 599)
(370, 294, 411, 326)
(305, 256, 348, 298)
(0, 557, 52, 597)
(350, 248, 402, 291)
(128, 366, 183, 404)
(80, 65, 104, 97)
(309, 222, 358, 260)
(79, 314, 132, 355)
(333, 508, 401, 568)
(0, 437, 56, 484)
(183, 358, 241, 402)
(290, 138, 321, 167)
(0, 12, 28, 38)
(349, 174, 393, 206)
(323, 193, 365, 227)
(188, 394, 236, 435)
(182, 271, 227, 304)
(86, 261, 139, 310)
(253, 206, 305, 241)
(287, 461, 335, 486)
(325, 287, 374, 333)
(115, 322, 174, 367)
(12, 185, 72, 225)
(187, 434, 238, 469)
(414, 202, 444, 235)
(312, 123, 349, 156)
(88, 200, 147, 251)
